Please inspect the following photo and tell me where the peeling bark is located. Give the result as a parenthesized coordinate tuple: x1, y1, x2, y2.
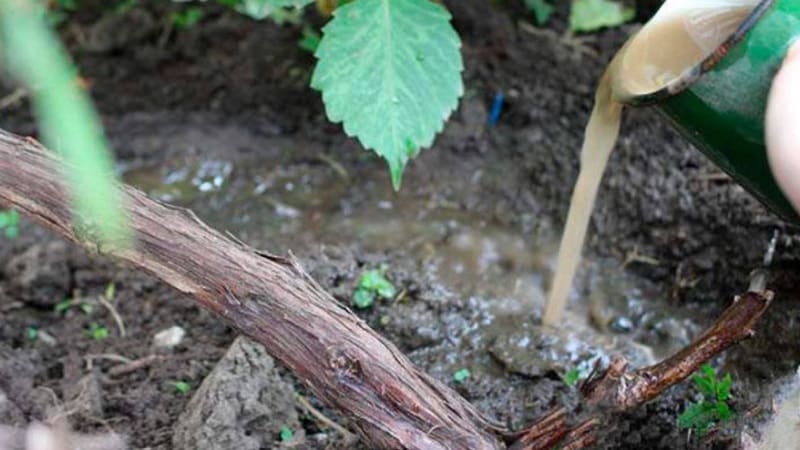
(0, 130, 504, 450)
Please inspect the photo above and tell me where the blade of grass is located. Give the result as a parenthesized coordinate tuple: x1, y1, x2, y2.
(0, 0, 130, 247)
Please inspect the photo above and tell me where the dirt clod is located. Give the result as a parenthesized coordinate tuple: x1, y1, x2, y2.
(4, 242, 70, 308)
(172, 337, 302, 450)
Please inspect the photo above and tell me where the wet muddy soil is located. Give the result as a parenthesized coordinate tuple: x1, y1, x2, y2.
(2, 1, 800, 449)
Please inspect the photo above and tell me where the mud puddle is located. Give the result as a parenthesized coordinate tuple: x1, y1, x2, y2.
(120, 123, 705, 392)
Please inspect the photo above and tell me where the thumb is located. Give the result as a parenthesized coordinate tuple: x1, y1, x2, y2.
(766, 41, 800, 214)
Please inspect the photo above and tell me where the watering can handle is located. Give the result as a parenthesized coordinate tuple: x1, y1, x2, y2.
(766, 41, 800, 215)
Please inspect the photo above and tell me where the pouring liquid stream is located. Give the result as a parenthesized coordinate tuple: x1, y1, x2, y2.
(543, 1, 759, 326)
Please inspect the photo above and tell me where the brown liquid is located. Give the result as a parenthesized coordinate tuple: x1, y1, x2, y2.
(543, 2, 757, 326)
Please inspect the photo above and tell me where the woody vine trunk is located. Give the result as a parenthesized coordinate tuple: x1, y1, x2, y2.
(0, 129, 504, 450)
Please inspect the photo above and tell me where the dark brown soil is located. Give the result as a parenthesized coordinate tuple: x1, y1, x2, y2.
(1, 1, 799, 449)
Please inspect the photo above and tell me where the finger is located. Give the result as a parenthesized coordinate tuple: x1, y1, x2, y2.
(766, 41, 800, 213)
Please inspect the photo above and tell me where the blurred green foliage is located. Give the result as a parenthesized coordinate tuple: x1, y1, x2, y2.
(0, 0, 130, 248)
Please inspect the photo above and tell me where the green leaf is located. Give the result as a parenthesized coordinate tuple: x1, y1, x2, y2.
(0, 212, 8, 228)
(298, 27, 321, 53)
(453, 368, 471, 383)
(4, 226, 19, 239)
(693, 375, 714, 397)
(170, 7, 204, 29)
(0, 1, 130, 248)
(717, 374, 732, 402)
(279, 425, 294, 442)
(353, 288, 375, 309)
(716, 401, 732, 421)
(235, 0, 314, 20)
(105, 282, 116, 301)
(26, 327, 38, 341)
(563, 368, 580, 386)
(678, 402, 717, 432)
(524, 0, 554, 25)
(569, 0, 634, 32)
(357, 269, 396, 300)
(54, 299, 73, 314)
(311, 0, 464, 189)
(174, 381, 191, 394)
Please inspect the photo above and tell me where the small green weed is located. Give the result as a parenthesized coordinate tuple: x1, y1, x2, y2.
(678, 364, 734, 436)
(352, 267, 396, 309)
(170, 7, 204, 29)
(562, 368, 581, 387)
(524, 0, 554, 25)
(298, 27, 321, 54)
(279, 425, 294, 442)
(104, 282, 116, 301)
(453, 368, 471, 384)
(85, 322, 109, 340)
(25, 326, 38, 341)
(0, 210, 20, 239)
(570, 0, 634, 32)
(55, 297, 95, 315)
(173, 381, 191, 394)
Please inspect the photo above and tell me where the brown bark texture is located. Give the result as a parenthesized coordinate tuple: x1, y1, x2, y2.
(513, 289, 773, 450)
(0, 130, 504, 450)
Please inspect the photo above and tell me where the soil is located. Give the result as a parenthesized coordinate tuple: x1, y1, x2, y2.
(2, 1, 800, 449)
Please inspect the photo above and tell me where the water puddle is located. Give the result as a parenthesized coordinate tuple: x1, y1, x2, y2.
(121, 134, 706, 383)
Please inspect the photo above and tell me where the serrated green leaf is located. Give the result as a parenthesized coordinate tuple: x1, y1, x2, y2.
(716, 401, 732, 421)
(569, 0, 634, 32)
(718, 374, 732, 402)
(311, 0, 464, 189)
(677, 402, 716, 430)
(525, 0, 554, 25)
(235, 0, 313, 20)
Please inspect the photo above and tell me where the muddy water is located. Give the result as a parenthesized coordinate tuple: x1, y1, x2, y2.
(120, 120, 707, 387)
(545, 1, 758, 326)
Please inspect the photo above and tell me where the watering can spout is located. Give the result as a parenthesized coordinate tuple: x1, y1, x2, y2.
(616, 0, 800, 223)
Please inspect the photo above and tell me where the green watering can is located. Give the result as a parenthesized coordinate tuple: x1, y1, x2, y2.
(620, 0, 800, 223)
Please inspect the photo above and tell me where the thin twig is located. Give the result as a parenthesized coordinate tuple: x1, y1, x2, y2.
(84, 353, 133, 371)
(0, 88, 27, 111)
(108, 354, 165, 378)
(513, 288, 774, 450)
(295, 394, 358, 444)
(97, 294, 127, 338)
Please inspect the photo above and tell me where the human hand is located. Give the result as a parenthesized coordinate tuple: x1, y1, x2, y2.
(767, 41, 800, 214)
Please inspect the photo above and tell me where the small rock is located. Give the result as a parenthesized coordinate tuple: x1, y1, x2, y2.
(152, 326, 186, 349)
(173, 337, 302, 450)
(609, 316, 634, 334)
(4, 242, 71, 308)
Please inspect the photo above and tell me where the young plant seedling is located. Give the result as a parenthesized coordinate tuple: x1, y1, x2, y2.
(570, 0, 635, 32)
(170, 7, 204, 29)
(279, 425, 294, 442)
(562, 368, 581, 387)
(85, 322, 109, 340)
(453, 368, 471, 384)
(525, 0, 554, 25)
(352, 267, 396, 309)
(678, 364, 734, 436)
(55, 297, 95, 315)
(25, 326, 38, 342)
(0, 209, 20, 239)
(173, 381, 191, 394)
